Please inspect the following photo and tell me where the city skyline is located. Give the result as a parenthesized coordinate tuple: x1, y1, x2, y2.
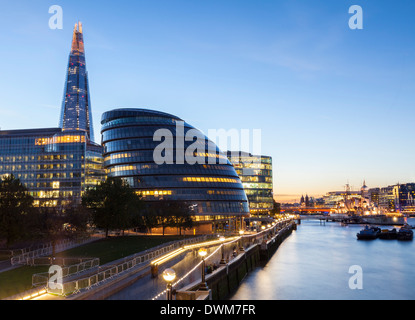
(0, 1, 414, 202)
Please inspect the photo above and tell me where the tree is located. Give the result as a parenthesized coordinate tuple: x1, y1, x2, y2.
(82, 177, 143, 237)
(270, 200, 281, 216)
(170, 202, 194, 236)
(0, 175, 34, 247)
(145, 200, 194, 236)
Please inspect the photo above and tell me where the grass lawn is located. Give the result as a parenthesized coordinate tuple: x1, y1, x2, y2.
(0, 235, 189, 299)
(55, 235, 188, 264)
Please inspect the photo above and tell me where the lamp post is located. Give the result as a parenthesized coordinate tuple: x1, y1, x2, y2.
(239, 230, 245, 251)
(219, 236, 226, 265)
(162, 268, 176, 300)
(198, 248, 209, 291)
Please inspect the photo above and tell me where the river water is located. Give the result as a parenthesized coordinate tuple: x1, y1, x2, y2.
(230, 218, 415, 300)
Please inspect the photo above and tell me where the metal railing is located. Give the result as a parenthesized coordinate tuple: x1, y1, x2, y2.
(32, 258, 100, 287)
(10, 237, 98, 266)
(55, 235, 213, 296)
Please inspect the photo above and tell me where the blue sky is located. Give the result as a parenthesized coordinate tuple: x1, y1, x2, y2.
(0, 0, 414, 202)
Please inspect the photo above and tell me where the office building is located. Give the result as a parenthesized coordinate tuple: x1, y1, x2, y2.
(227, 151, 273, 216)
(0, 22, 104, 207)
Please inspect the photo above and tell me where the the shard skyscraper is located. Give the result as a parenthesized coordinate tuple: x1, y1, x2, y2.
(59, 22, 95, 142)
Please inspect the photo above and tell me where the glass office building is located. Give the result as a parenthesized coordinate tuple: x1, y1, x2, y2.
(0, 129, 104, 207)
(227, 151, 274, 216)
(59, 22, 95, 142)
(101, 108, 250, 233)
(0, 22, 104, 207)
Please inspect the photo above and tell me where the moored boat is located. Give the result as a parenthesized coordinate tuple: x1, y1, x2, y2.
(397, 228, 414, 241)
(357, 226, 381, 240)
(378, 228, 397, 240)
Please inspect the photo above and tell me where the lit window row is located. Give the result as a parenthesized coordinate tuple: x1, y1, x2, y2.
(35, 135, 85, 146)
(183, 177, 240, 183)
(136, 190, 173, 197)
(108, 165, 137, 173)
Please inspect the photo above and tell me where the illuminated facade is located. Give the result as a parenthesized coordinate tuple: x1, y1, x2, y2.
(227, 152, 273, 215)
(0, 129, 104, 207)
(59, 22, 95, 142)
(101, 109, 250, 232)
(0, 21, 104, 207)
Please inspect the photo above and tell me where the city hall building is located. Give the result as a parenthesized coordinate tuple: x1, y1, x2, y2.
(101, 108, 250, 233)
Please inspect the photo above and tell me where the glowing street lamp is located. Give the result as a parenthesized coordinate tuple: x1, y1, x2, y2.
(198, 248, 209, 291)
(162, 268, 176, 300)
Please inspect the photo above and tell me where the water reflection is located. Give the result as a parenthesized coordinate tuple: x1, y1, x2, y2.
(231, 219, 415, 300)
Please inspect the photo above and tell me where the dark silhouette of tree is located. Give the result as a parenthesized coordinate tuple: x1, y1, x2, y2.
(0, 175, 34, 247)
(270, 200, 281, 216)
(82, 177, 143, 237)
(145, 200, 194, 236)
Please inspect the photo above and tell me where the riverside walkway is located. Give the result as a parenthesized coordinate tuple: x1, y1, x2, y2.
(8, 218, 295, 300)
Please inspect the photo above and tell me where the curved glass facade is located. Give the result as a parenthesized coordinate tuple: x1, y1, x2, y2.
(101, 109, 249, 217)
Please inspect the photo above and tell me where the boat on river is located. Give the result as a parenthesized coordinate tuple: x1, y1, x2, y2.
(397, 228, 414, 241)
(378, 228, 398, 240)
(357, 226, 381, 240)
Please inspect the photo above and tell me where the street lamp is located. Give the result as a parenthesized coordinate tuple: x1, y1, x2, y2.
(219, 236, 226, 265)
(239, 230, 245, 251)
(198, 248, 209, 291)
(162, 268, 176, 300)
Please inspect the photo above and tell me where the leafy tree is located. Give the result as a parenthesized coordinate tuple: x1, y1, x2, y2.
(146, 200, 194, 236)
(82, 177, 143, 237)
(0, 175, 34, 247)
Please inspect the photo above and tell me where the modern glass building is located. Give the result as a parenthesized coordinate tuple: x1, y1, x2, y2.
(0, 22, 104, 207)
(59, 22, 95, 142)
(227, 151, 274, 216)
(101, 108, 250, 233)
(0, 129, 104, 207)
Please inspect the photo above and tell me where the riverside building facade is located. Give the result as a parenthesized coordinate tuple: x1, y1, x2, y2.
(227, 151, 274, 216)
(101, 108, 250, 233)
(0, 129, 103, 207)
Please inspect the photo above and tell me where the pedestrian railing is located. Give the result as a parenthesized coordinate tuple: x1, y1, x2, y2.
(10, 237, 97, 266)
(54, 235, 213, 296)
(32, 258, 100, 287)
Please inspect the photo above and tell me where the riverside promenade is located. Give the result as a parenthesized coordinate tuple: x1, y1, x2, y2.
(5, 218, 296, 300)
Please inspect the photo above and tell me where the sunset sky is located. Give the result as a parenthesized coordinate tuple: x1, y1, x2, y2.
(0, 0, 414, 203)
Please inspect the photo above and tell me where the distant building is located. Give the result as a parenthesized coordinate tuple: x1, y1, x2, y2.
(227, 151, 273, 216)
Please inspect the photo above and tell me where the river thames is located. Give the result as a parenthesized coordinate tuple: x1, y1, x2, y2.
(230, 218, 415, 300)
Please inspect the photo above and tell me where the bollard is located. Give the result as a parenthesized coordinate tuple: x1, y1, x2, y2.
(151, 264, 159, 278)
